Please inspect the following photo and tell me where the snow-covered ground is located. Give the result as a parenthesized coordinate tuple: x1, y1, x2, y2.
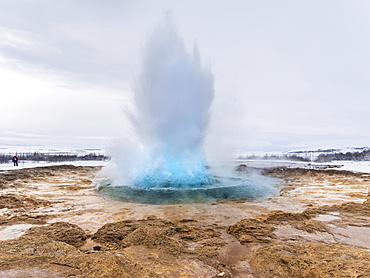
(0, 160, 108, 171)
(330, 161, 370, 173)
(0, 144, 108, 170)
(239, 146, 370, 161)
(236, 159, 370, 174)
(0, 145, 106, 156)
(4, 159, 369, 174)
(1, 144, 370, 174)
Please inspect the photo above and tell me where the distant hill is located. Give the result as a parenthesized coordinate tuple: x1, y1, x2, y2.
(239, 147, 370, 162)
(0, 152, 109, 164)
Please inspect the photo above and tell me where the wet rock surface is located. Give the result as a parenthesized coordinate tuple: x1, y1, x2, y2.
(0, 165, 369, 277)
(250, 242, 370, 278)
(26, 222, 87, 247)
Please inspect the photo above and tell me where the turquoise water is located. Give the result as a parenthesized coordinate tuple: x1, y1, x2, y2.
(98, 173, 278, 205)
(104, 17, 278, 204)
(109, 16, 215, 191)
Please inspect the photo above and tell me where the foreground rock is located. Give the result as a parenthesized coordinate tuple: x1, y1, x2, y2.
(250, 242, 370, 278)
(0, 218, 225, 277)
(228, 199, 370, 277)
(0, 165, 370, 277)
(0, 223, 147, 277)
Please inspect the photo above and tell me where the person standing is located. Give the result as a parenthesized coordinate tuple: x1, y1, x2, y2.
(12, 155, 18, 166)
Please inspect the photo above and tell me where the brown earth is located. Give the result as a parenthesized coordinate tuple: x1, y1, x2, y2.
(0, 165, 369, 277)
(250, 242, 370, 278)
(227, 200, 370, 277)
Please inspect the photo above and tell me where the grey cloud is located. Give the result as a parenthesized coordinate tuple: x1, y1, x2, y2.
(1, 0, 370, 151)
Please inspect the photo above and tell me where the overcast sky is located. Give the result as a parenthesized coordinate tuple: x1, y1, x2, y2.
(1, 0, 370, 153)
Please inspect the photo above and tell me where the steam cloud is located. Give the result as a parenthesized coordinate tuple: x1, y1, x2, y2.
(108, 14, 214, 187)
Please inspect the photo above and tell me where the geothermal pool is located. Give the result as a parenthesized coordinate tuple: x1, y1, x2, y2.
(101, 16, 279, 204)
(98, 171, 278, 204)
(106, 15, 216, 193)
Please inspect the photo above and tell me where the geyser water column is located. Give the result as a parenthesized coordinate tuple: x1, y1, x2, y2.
(99, 15, 278, 204)
(120, 15, 214, 187)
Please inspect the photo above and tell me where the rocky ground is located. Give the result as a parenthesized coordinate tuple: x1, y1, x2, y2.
(0, 165, 369, 277)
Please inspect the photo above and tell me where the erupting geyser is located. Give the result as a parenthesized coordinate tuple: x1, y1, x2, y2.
(130, 16, 214, 187)
(100, 15, 277, 204)
(111, 15, 213, 187)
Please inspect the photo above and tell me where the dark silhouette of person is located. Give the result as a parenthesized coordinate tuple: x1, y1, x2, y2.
(12, 155, 18, 166)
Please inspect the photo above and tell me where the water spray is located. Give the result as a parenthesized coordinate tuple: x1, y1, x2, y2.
(100, 14, 277, 203)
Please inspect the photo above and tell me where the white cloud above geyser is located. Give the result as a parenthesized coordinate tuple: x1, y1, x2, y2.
(1, 0, 370, 153)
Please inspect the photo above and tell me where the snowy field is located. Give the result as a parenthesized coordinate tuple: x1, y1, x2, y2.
(2, 143, 370, 174)
(0, 145, 106, 156)
(0, 160, 108, 171)
(0, 144, 108, 170)
(2, 158, 370, 174)
(237, 159, 370, 174)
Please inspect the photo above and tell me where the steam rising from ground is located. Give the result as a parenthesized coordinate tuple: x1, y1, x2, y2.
(108, 15, 214, 187)
(100, 15, 278, 203)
